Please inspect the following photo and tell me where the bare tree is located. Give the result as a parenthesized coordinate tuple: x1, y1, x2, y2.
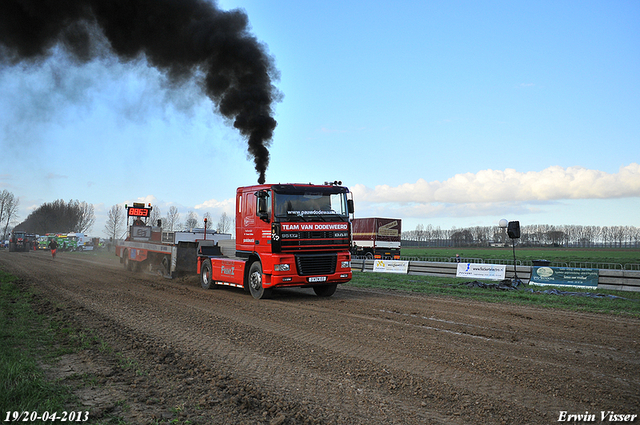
(150, 205, 162, 228)
(216, 212, 232, 233)
(1, 190, 19, 239)
(165, 206, 181, 231)
(414, 224, 424, 243)
(202, 212, 212, 229)
(104, 204, 125, 242)
(184, 211, 198, 230)
(75, 201, 95, 233)
(0, 190, 13, 238)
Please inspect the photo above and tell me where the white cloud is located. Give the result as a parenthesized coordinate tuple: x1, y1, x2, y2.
(194, 197, 235, 215)
(352, 163, 640, 205)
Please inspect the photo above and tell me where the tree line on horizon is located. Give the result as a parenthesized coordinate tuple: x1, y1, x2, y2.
(13, 199, 95, 235)
(403, 223, 640, 248)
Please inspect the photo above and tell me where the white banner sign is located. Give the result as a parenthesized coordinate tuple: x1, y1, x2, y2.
(456, 263, 506, 280)
(373, 260, 409, 274)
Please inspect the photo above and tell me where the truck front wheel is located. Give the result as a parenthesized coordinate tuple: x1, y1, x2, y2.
(200, 259, 214, 289)
(313, 284, 337, 297)
(248, 261, 272, 299)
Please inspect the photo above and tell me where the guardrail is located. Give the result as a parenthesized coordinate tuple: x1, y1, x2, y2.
(351, 259, 640, 292)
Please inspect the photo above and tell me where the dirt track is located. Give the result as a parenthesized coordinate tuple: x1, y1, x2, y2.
(1, 249, 639, 424)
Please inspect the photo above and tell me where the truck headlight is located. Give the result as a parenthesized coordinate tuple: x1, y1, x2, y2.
(274, 264, 290, 272)
(341, 261, 351, 269)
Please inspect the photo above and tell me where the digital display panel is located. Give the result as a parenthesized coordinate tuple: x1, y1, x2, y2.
(128, 207, 150, 217)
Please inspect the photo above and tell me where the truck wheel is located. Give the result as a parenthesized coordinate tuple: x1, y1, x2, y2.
(162, 256, 171, 277)
(313, 284, 337, 297)
(124, 251, 135, 271)
(248, 261, 272, 299)
(365, 252, 374, 260)
(200, 259, 214, 289)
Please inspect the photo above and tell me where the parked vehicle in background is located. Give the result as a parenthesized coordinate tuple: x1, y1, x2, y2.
(351, 218, 402, 259)
(8, 230, 33, 252)
(66, 233, 93, 251)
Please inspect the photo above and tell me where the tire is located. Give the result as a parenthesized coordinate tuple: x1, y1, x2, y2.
(162, 256, 171, 277)
(248, 261, 272, 299)
(200, 259, 214, 289)
(365, 252, 374, 260)
(313, 283, 337, 297)
(124, 250, 133, 271)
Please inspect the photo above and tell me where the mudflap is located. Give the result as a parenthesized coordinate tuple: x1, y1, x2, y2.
(175, 242, 198, 275)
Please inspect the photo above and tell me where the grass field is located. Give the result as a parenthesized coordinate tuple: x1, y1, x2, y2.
(0, 270, 74, 416)
(401, 246, 640, 267)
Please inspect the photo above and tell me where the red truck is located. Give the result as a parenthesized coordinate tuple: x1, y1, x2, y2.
(117, 182, 354, 299)
(351, 218, 402, 259)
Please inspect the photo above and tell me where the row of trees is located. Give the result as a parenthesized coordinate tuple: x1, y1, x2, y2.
(13, 199, 96, 235)
(104, 204, 234, 242)
(403, 224, 640, 248)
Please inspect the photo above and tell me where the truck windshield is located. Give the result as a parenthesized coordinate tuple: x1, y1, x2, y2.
(274, 190, 349, 222)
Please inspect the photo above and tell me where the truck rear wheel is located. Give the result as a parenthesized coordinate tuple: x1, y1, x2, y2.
(313, 284, 337, 297)
(123, 250, 131, 270)
(123, 250, 137, 272)
(200, 259, 214, 289)
(248, 261, 271, 299)
(162, 256, 171, 277)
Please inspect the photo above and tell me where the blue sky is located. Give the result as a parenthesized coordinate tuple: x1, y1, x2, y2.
(1, 0, 639, 237)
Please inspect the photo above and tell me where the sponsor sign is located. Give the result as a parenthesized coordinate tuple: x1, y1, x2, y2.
(378, 221, 399, 237)
(281, 223, 349, 231)
(530, 267, 598, 288)
(373, 260, 409, 274)
(456, 263, 506, 280)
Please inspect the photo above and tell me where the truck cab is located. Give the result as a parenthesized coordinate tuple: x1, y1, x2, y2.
(199, 183, 354, 299)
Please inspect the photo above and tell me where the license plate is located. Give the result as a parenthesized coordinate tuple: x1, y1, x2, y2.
(308, 276, 327, 282)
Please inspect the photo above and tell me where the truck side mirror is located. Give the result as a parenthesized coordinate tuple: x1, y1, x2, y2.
(347, 199, 354, 214)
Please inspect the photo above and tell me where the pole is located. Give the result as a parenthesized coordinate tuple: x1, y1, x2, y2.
(512, 237, 520, 285)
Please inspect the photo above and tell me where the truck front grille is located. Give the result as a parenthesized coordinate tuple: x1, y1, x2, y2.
(295, 253, 337, 276)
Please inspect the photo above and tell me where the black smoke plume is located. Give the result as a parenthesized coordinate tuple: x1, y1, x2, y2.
(0, 0, 279, 184)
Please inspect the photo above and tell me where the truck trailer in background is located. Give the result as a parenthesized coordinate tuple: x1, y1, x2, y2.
(351, 217, 402, 259)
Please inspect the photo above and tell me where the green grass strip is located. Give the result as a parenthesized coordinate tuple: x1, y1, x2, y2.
(0, 270, 73, 415)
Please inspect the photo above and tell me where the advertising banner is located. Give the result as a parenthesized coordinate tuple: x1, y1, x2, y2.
(530, 267, 598, 288)
(456, 263, 506, 280)
(373, 260, 409, 274)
